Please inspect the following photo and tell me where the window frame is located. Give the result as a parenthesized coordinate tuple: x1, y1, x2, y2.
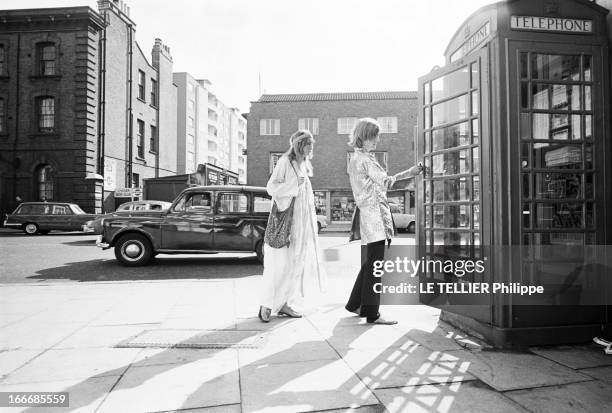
(338, 117, 358, 134)
(298, 118, 319, 135)
(260, 119, 280, 136)
(149, 124, 158, 154)
(37, 42, 56, 76)
(216, 192, 250, 215)
(137, 70, 146, 101)
(150, 78, 158, 107)
(37, 165, 54, 201)
(136, 119, 145, 158)
(377, 116, 398, 133)
(37, 96, 55, 133)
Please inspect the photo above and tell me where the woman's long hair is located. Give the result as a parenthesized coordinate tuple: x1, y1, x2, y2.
(284, 129, 315, 176)
(348, 118, 380, 148)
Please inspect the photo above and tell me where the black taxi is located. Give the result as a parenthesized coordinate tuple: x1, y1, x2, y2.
(97, 186, 272, 266)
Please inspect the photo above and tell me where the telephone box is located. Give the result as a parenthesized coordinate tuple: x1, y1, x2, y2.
(417, 0, 611, 347)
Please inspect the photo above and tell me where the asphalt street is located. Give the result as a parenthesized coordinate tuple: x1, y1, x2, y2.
(0, 229, 414, 284)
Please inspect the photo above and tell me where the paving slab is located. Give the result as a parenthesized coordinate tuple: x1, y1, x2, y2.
(0, 322, 85, 350)
(53, 325, 151, 349)
(1, 348, 142, 384)
(310, 405, 386, 413)
(240, 359, 378, 413)
(238, 340, 340, 367)
(403, 328, 464, 352)
(0, 376, 118, 413)
(446, 350, 593, 391)
(0, 349, 42, 377)
(579, 365, 612, 383)
(96, 352, 240, 413)
(375, 381, 528, 413)
(343, 345, 475, 389)
(156, 405, 242, 413)
(505, 379, 612, 413)
(317, 324, 418, 352)
(133, 348, 237, 368)
(529, 344, 612, 369)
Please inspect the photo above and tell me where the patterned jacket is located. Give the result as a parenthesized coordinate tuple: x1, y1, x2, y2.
(348, 149, 395, 244)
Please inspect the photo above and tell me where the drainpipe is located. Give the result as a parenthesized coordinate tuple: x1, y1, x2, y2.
(11, 32, 21, 203)
(97, 13, 107, 212)
(126, 23, 134, 188)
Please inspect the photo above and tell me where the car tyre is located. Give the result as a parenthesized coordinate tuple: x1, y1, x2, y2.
(407, 222, 415, 234)
(114, 233, 153, 266)
(255, 240, 264, 263)
(23, 223, 39, 235)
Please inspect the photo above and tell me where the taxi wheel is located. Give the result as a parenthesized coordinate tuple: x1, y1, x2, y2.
(23, 223, 39, 235)
(114, 233, 153, 266)
(407, 222, 415, 234)
(255, 240, 264, 263)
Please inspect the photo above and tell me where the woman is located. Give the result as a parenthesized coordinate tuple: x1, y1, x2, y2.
(346, 118, 422, 325)
(259, 130, 326, 322)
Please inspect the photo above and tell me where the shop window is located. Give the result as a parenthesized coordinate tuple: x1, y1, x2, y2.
(314, 191, 327, 215)
(36, 165, 54, 201)
(37, 42, 56, 76)
(37, 96, 55, 132)
(330, 192, 355, 222)
(298, 118, 319, 135)
(260, 119, 280, 135)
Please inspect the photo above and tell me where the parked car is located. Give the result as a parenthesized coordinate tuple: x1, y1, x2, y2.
(83, 200, 172, 234)
(3, 202, 99, 235)
(96, 186, 272, 266)
(389, 203, 416, 233)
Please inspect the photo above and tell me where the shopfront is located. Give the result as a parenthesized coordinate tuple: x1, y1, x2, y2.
(417, 0, 611, 347)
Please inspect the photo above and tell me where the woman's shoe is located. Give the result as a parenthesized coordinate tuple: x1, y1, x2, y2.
(279, 304, 302, 318)
(258, 306, 271, 323)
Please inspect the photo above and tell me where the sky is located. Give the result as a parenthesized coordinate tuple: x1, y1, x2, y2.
(2, 0, 498, 113)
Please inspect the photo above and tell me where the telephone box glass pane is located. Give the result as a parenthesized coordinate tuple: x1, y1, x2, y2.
(433, 205, 470, 228)
(432, 95, 468, 127)
(532, 84, 549, 109)
(534, 203, 584, 229)
(432, 150, 471, 176)
(571, 115, 581, 140)
(472, 91, 479, 115)
(432, 122, 468, 151)
(433, 178, 470, 202)
(472, 119, 479, 144)
(534, 173, 583, 199)
(584, 86, 591, 111)
(432, 67, 469, 102)
(532, 54, 580, 81)
(533, 114, 550, 139)
(583, 55, 592, 81)
(533, 144, 582, 170)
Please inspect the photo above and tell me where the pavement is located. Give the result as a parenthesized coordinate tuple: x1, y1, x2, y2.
(0, 230, 611, 412)
(0, 275, 611, 413)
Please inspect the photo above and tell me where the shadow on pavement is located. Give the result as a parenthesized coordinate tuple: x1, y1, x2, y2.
(28, 256, 262, 282)
(17, 306, 478, 413)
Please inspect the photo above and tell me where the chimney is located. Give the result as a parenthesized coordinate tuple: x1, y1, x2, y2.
(152, 38, 173, 65)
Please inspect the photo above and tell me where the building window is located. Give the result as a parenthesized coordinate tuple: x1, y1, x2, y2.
(186, 152, 195, 172)
(378, 117, 398, 133)
(208, 124, 217, 137)
(208, 140, 218, 152)
(0, 45, 6, 76)
(150, 79, 157, 106)
(149, 125, 157, 153)
(188, 116, 195, 129)
(260, 119, 280, 135)
(269, 152, 284, 174)
(132, 173, 140, 188)
(37, 96, 55, 132)
(136, 119, 145, 158)
(37, 165, 54, 201)
(338, 117, 358, 134)
(0, 98, 5, 133)
(37, 43, 56, 76)
(138, 70, 146, 100)
(298, 118, 319, 135)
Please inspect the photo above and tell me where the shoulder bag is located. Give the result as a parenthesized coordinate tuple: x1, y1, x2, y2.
(264, 160, 299, 248)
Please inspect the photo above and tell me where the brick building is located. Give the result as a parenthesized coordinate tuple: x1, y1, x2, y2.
(0, 7, 105, 217)
(0, 0, 177, 217)
(173, 73, 246, 182)
(247, 92, 418, 223)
